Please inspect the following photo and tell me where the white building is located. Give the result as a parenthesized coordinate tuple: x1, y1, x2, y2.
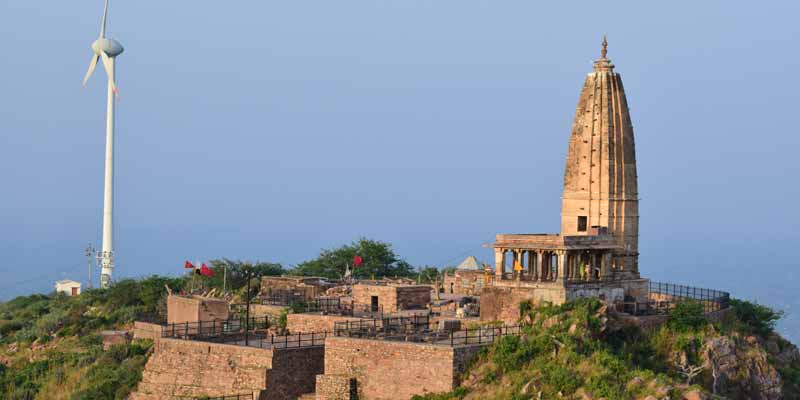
(55, 280, 82, 296)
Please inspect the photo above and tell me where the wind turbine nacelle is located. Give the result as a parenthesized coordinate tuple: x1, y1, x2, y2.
(92, 38, 124, 58)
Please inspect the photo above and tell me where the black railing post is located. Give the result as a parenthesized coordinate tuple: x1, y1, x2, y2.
(245, 268, 252, 347)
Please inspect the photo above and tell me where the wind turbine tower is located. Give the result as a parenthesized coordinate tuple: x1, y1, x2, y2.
(82, 0, 124, 288)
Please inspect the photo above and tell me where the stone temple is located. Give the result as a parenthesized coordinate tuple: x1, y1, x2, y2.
(482, 37, 648, 321)
(129, 39, 733, 400)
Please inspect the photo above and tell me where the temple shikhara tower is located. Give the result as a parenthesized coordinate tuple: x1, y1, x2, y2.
(561, 35, 640, 279)
(483, 38, 648, 320)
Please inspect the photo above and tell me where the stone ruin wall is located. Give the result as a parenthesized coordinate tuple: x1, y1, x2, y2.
(133, 321, 164, 341)
(480, 286, 567, 324)
(352, 285, 431, 313)
(321, 336, 482, 400)
(352, 285, 398, 312)
(315, 374, 357, 400)
(130, 338, 322, 400)
(249, 304, 287, 319)
(442, 270, 486, 296)
(481, 279, 650, 324)
(287, 313, 368, 334)
(167, 295, 229, 325)
(261, 277, 325, 298)
(395, 286, 432, 310)
(565, 279, 649, 303)
(268, 346, 326, 400)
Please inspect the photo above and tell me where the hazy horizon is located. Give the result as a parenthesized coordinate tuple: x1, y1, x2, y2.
(1, 1, 798, 340)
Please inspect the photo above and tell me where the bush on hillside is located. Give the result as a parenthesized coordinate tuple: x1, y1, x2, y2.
(666, 301, 708, 332)
(729, 299, 783, 336)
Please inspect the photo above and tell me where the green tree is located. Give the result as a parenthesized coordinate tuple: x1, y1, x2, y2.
(729, 299, 784, 336)
(202, 259, 285, 292)
(666, 301, 708, 332)
(417, 266, 441, 284)
(291, 238, 414, 279)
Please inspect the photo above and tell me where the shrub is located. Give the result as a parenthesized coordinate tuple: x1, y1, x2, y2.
(666, 301, 708, 332)
(729, 299, 783, 336)
(540, 361, 581, 394)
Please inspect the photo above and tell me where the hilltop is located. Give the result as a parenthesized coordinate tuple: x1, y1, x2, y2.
(2, 273, 799, 399)
(413, 299, 800, 400)
(0, 276, 189, 399)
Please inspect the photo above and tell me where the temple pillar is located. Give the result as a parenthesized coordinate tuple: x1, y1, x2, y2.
(494, 248, 505, 279)
(527, 251, 535, 281)
(600, 252, 613, 280)
(544, 252, 552, 281)
(535, 251, 544, 282)
(557, 250, 567, 283)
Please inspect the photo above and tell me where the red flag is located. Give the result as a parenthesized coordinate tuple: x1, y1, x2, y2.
(200, 263, 214, 277)
(353, 255, 363, 267)
(184, 260, 195, 269)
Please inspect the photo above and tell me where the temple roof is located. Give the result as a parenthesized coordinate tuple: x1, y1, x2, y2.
(455, 256, 482, 270)
(493, 234, 621, 251)
(560, 36, 639, 250)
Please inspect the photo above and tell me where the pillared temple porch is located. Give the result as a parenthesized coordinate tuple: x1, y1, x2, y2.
(492, 233, 628, 284)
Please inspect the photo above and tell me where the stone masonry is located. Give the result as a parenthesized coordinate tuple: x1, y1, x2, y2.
(321, 336, 482, 400)
(167, 295, 229, 324)
(287, 313, 369, 334)
(130, 338, 323, 400)
(352, 284, 431, 313)
(560, 36, 640, 276)
(315, 374, 357, 400)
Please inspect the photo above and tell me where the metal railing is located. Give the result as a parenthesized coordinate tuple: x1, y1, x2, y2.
(334, 315, 522, 347)
(648, 281, 730, 313)
(333, 315, 431, 337)
(160, 315, 326, 349)
(447, 325, 524, 346)
(161, 316, 271, 340)
(303, 298, 384, 318)
(259, 290, 307, 306)
(199, 331, 327, 349)
(176, 394, 254, 400)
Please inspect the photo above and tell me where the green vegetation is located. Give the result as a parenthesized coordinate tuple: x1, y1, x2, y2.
(665, 300, 708, 332)
(728, 298, 784, 336)
(0, 276, 180, 399)
(205, 259, 285, 291)
(291, 238, 414, 279)
(414, 298, 800, 400)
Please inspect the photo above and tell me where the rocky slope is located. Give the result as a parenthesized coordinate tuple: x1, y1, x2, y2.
(415, 299, 800, 400)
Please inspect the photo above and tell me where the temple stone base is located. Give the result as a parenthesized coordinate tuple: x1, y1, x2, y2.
(566, 279, 649, 304)
(479, 279, 649, 324)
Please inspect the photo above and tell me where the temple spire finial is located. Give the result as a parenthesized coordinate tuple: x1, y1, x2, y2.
(601, 34, 608, 59)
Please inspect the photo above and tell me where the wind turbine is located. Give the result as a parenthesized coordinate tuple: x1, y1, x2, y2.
(83, 0, 124, 289)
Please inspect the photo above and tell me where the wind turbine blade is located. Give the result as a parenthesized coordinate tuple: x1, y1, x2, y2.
(100, 0, 110, 38)
(99, 52, 118, 95)
(82, 55, 100, 86)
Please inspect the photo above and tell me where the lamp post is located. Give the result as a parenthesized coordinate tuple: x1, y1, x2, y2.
(244, 267, 251, 346)
(85, 244, 95, 289)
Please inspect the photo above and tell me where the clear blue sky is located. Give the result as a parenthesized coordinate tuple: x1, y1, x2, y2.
(1, 1, 798, 337)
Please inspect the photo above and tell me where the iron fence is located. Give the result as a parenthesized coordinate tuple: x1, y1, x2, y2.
(259, 290, 307, 306)
(333, 315, 431, 337)
(303, 298, 384, 318)
(333, 315, 521, 347)
(648, 281, 730, 313)
(199, 331, 327, 349)
(176, 394, 254, 400)
(446, 325, 524, 346)
(161, 316, 272, 340)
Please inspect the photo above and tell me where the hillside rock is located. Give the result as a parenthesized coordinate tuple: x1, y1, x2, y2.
(703, 336, 782, 400)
